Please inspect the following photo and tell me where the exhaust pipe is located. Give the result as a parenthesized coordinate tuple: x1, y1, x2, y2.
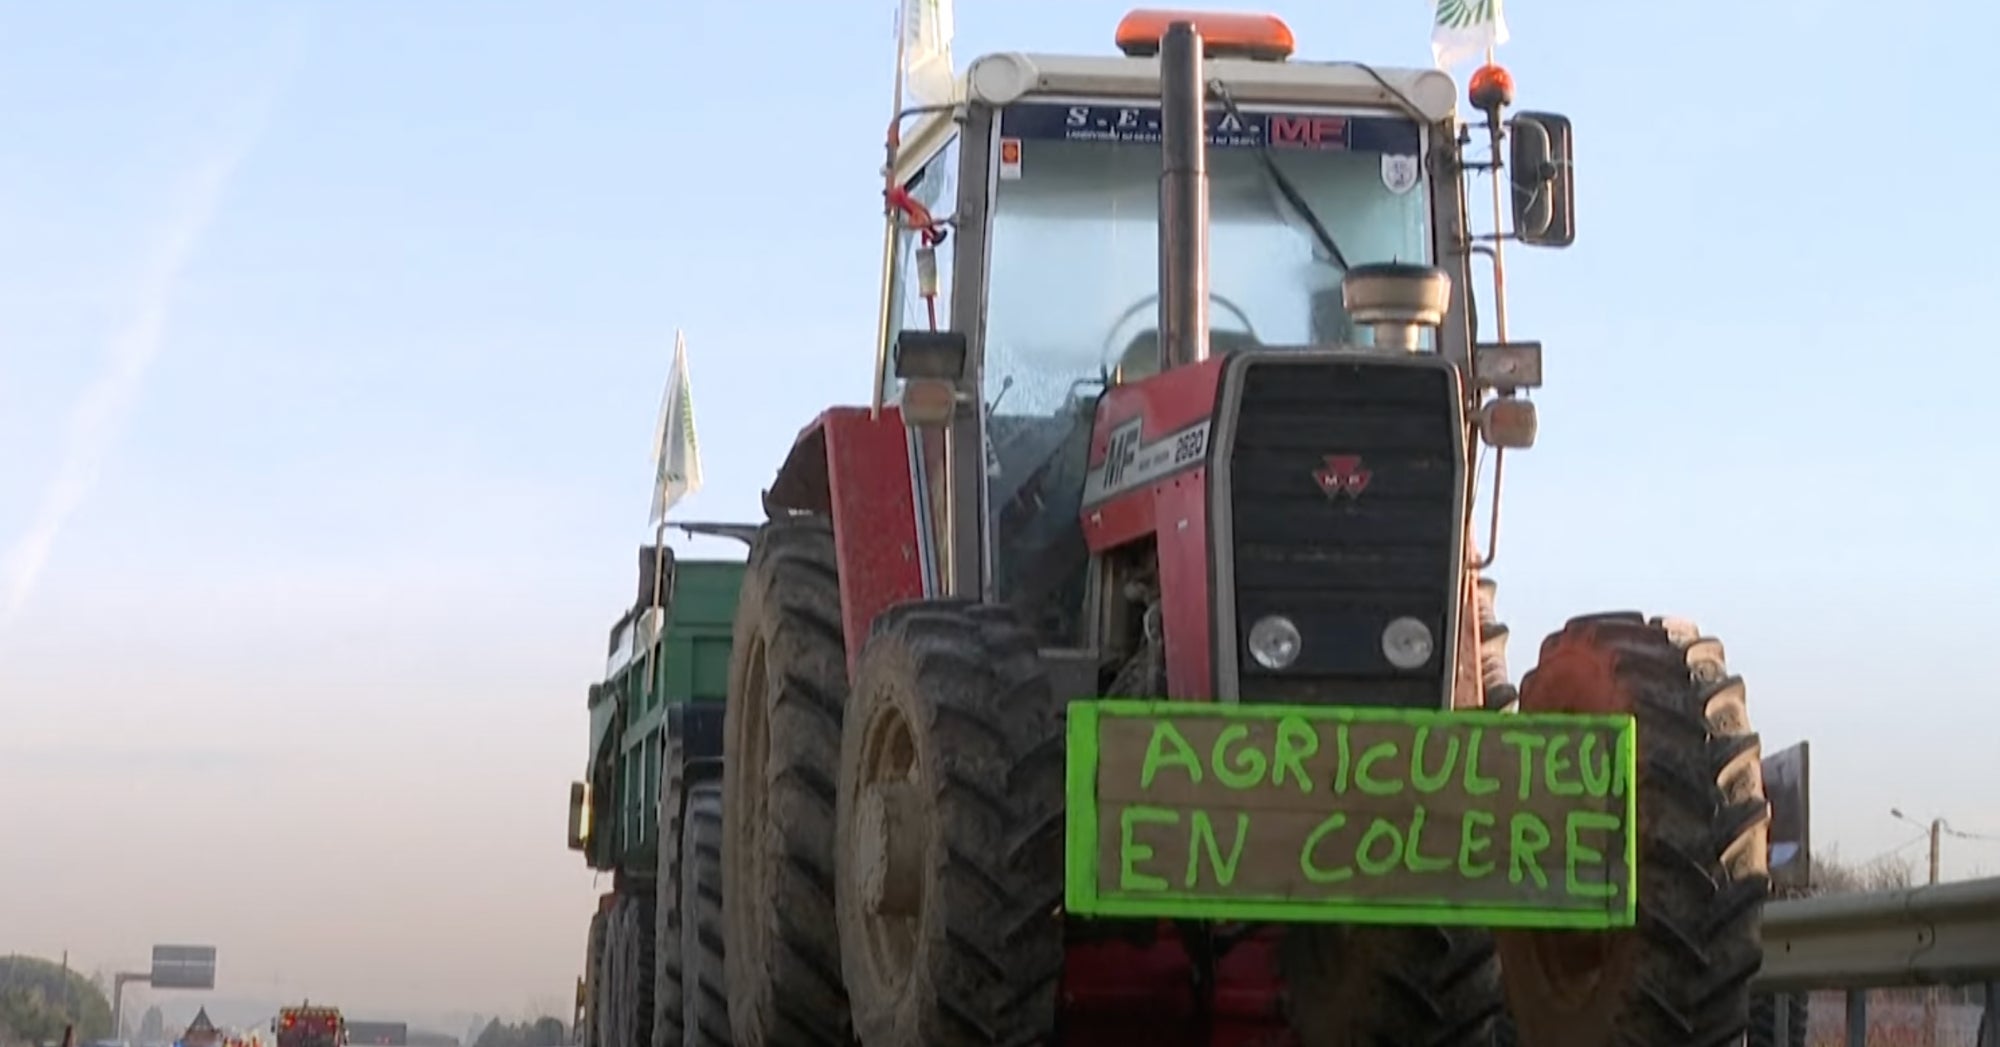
(1158, 20, 1209, 373)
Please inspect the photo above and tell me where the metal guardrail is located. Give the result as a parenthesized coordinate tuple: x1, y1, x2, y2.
(1756, 875, 2000, 1047)
(1758, 876, 2000, 991)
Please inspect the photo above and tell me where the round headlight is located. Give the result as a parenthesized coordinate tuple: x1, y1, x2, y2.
(1247, 615, 1303, 670)
(1381, 616, 1435, 669)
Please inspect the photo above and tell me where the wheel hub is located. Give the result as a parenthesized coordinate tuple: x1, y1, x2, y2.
(851, 701, 930, 990)
(859, 782, 924, 917)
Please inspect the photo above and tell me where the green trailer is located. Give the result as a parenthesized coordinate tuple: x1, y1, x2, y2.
(567, 536, 745, 1047)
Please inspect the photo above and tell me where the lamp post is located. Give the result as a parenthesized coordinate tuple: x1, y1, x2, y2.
(1890, 808, 1946, 1044)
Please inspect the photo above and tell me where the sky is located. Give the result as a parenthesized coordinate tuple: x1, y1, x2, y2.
(2, 0, 1998, 1022)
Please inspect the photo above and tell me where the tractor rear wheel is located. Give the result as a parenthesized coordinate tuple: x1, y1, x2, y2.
(681, 779, 731, 1047)
(1280, 925, 1502, 1046)
(833, 600, 1066, 1047)
(721, 515, 853, 1045)
(1495, 613, 1771, 1047)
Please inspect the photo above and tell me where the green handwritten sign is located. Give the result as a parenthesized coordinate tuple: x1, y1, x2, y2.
(1063, 701, 1638, 930)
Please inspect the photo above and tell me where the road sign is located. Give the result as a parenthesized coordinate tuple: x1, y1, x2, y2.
(149, 945, 217, 990)
(1762, 741, 1811, 891)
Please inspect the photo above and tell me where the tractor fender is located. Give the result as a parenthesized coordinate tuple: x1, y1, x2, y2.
(762, 406, 928, 681)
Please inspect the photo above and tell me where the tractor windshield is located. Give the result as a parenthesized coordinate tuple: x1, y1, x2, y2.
(982, 100, 1431, 638)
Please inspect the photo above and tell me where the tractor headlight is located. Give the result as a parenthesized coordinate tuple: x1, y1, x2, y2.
(1381, 616, 1435, 669)
(1247, 615, 1302, 670)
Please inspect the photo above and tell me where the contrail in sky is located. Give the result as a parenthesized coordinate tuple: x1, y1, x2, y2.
(0, 18, 307, 634)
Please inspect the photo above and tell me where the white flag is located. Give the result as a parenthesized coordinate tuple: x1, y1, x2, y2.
(649, 330, 703, 525)
(900, 0, 956, 108)
(1430, 0, 1509, 71)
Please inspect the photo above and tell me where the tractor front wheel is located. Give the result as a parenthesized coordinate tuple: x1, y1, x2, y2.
(833, 600, 1066, 1047)
(1495, 613, 1771, 1047)
(1281, 924, 1502, 1047)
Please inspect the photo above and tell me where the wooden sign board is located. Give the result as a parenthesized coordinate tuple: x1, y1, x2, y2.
(1064, 701, 1638, 930)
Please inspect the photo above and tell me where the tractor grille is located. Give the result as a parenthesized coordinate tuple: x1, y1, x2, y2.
(1220, 357, 1464, 708)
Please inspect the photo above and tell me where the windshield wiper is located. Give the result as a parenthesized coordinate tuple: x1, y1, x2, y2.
(1207, 78, 1350, 272)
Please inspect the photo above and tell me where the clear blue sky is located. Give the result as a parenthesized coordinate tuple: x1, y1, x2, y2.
(1, 0, 1996, 1017)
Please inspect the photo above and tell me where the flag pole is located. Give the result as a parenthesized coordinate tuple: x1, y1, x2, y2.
(643, 514, 667, 700)
(870, 0, 914, 418)
(641, 330, 685, 701)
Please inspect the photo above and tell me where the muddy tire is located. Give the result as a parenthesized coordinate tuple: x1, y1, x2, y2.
(721, 516, 853, 1045)
(1747, 991, 1807, 1047)
(682, 779, 731, 1046)
(1281, 925, 1501, 1047)
(602, 903, 628, 1047)
(1495, 613, 1771, 1047)
(606, 893, 656, 1047)
(586, 909, 610, 1047)
(631, 892, 658, 1047)
(654, 731, 687, 1047)
(833, 600, 1065, 1047)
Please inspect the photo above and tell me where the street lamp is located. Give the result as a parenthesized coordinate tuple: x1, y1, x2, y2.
(1890, 808, 1947, 1044)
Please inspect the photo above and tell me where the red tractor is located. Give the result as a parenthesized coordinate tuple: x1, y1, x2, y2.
(711, 9, 1770, 1045)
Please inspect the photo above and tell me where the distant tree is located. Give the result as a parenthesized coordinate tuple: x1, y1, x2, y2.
(1808, 845, 1915, 896)
(467, 1015, 564, 1047)
(0, 956, 114, 1043)
(525, 1018, 563, 1047)
(471, 1020, 507, 1047)
(139, 1007, 167, 1042)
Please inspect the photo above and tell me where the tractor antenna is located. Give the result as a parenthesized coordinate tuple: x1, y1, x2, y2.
(1158, 20, 1210, 372)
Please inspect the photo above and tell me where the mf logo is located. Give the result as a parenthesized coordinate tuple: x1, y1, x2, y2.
(1102, 419, 1143, 491)
(1313, 455, 1371, 499)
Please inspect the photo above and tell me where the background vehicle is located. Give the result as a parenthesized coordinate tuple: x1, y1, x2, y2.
(273, 1005, 344, 1047)
(567, 540, 743, 1047)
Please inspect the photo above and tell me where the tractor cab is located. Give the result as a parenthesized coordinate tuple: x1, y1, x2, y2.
(874, 8, 1572, 645)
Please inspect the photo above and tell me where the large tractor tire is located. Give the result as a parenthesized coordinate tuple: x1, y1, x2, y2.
(1746, 991, 1807, 1047)
(681, 779, 731, 1046)
(654, 731, 687, 1047)
(721, 515, 853, 1045)
(1281, 925, 1502, 1046)
(1494, 613, 1771, 1047)
(601, 904, 628, 1047)
(630, 892, 659, 1047)
(585, 909, 610, 1047)
(833, 600, 1066, 1047)
(605, 893, 657, 1047)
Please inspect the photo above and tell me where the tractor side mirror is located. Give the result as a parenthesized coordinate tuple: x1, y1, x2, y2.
(566, 781, 589, 851)
(1508, 111, 1575, 248)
